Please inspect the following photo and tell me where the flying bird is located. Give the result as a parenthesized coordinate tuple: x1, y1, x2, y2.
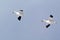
(13, 10, 23, 21)
(42, 15, 55, 28)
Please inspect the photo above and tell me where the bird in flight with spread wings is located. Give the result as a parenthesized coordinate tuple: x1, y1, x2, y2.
(42, 15, 55, 28)
(13, 10, 23, 21)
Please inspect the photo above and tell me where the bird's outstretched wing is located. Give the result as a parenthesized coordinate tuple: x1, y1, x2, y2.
(46, 24, 50, 28)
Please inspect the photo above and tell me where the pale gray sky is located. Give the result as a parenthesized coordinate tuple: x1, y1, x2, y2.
(0, 0, 60, 40)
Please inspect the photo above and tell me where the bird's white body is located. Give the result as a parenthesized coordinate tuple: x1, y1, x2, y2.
(14, 10, 23, 17)
(42, 19, 55, 24)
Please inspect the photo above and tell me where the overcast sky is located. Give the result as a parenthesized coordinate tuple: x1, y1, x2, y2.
(0, 0, 60, 40)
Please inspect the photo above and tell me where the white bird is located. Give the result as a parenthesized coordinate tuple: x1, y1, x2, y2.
(13, 10, 23, 21)
(42, 15, 55, 28)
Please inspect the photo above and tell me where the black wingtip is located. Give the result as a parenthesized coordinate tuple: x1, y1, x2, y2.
(46, 24, 50, 28)
(50, 15, 53, 18)
(20, 10, 23, 12)
(18, 16, 21, 21)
